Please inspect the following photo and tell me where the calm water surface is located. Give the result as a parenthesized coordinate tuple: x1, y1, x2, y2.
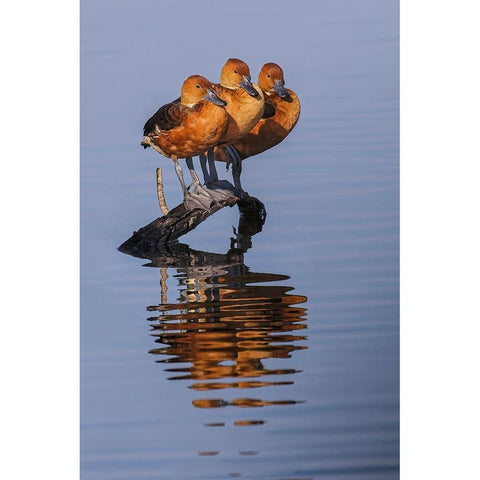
(81, 1, 399, 478)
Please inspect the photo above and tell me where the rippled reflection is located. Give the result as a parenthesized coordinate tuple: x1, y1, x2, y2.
(148, 259, 307, 395)
(121, 208, 308, 413)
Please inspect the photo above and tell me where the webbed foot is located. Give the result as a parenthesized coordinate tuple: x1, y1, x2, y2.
(183, 192, 215, 211)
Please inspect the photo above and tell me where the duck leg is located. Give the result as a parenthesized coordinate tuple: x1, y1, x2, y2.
(207, 148, 219, 183)
(184, 156, 217, 209)
(187, 156, 238, 206)
(199, 152, 211, 185)
(173, 158, 189, 197)
(226, 145, 248, 196)
(172, 157, 212, 210)
(206, 148, 235, 193)
(190, 154, 235, 203)
(185, 156, 204, 189)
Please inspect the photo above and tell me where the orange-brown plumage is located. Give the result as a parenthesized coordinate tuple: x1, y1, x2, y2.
(142, 75, 228, 160)
(212, 59, 265, 145)
(214, 63, 300, 162)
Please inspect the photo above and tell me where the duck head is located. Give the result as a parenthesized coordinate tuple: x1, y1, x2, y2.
(220, 58, 259, 97)
(258, 63, 290, 99)
(181, 75, 227, 107)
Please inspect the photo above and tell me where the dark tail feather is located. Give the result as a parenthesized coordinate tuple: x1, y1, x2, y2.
(141, 136, 151, 149)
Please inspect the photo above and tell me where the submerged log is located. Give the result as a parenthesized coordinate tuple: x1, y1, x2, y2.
(119, 191, 266, 254)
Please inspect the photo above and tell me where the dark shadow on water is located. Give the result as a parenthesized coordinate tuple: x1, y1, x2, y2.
(120, 207, 308, 417)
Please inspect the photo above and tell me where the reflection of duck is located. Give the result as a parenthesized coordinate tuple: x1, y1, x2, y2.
(148, 265, 307, 394)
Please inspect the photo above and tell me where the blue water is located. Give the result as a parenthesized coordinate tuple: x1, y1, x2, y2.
(81, 0, 399, 478)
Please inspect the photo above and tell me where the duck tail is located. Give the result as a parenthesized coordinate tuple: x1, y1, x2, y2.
(141, 136, 152, 149)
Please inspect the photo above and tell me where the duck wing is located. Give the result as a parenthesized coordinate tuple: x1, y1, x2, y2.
(143, 97, 187, 135)
(262, 101, 276, 119)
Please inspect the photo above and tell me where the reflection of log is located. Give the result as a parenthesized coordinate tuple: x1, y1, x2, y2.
(122, 241, 245, 268)
(119, 194, 266, 254)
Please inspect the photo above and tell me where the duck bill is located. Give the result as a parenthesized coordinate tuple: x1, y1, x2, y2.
(273, 80, 290, 99)
(240, 76, 259, 97)
(204, 89, 227, 107)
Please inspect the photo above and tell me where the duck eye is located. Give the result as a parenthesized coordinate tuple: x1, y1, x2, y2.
(267, 74, 271, 78)
(233, 69, 238, 74)
(196, 84, 201, 88)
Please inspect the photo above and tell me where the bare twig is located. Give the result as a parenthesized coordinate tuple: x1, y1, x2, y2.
(156, 167, 170, 216)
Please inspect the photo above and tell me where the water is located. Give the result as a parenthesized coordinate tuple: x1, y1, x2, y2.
(81, 0, 399, 478)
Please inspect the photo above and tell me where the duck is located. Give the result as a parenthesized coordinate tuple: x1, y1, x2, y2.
(199, 58, 264, 194)
(213, 62, 300, 167)
(141, 75, 228, 210)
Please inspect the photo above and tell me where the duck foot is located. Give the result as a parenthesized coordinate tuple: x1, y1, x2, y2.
(206, 180, 237, 200)
(193, 182, 236, 206)
(205, 187, 237, 203)
(183, 191, 215, 211)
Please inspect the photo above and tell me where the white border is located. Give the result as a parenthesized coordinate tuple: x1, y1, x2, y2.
(1, 2, 79, 479)
(401, 1, 480, 478)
